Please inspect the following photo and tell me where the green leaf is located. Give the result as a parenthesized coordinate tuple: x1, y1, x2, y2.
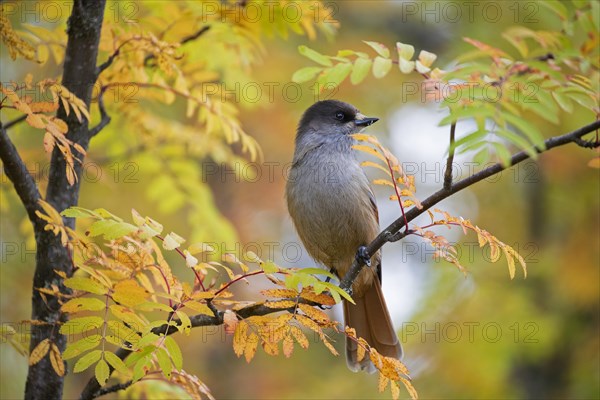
(502, 113, 545, 150)
(104, 351, 128, 375)
(491, 142, 512, 167)
(292, 67, 323, 83)
(164, 336, 183, 370)
(321, 281, 355, 304)
(350, 57, 372, 85)
(133, 356, 151, 382)
(318, 62, 352, 88)
(63, 277, 108, 295)
(552, 92, 573, 113)
(538, 0, 568, 20)
(60, 316, 104, 335)
(296, 268, 338, 280)
(125, 346, 154, 368)
(73, 349, 102, 373)
(261, 261, 279, 273)
(87, 219, 137, 240)
(156, 347, 173, 378)
(137, 333, 159, 348)
(61, 207, 99, 219)
(63, 335, 102, 360)
(372, 56, 392, 79)
(497, 129, 538, 159)
(363, 41, 390, 58)
(298, 45, 332, 66)
(95, 359, 110, 386)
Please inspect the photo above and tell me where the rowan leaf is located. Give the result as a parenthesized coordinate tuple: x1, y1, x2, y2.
(233, 321, 248, 357)
(73, 349, 102, 373)
(164, 336, 183, 370)
(156, 347, 173, 378)
(176, 310, 192, 335)
(372, 56, 392, 79)
(95, 358, 110, 386)
(112, 279, 150, 307)
(61, 297, 106, 313)
(29, 338, 50, 365)
(298, 45, 332, 66)
(60, 316, 104, 335)
(104, 351, 128, 375)
(283, 334, 294, 358)
(63, 277, 108, 295)
(292, 66, 323, 83)
(363, 41, 390, 58)
(63, 335, 102, 360)
(244, 332, 259, 362)
(49, 343, 65, 377)
(351, 57, 372, 84)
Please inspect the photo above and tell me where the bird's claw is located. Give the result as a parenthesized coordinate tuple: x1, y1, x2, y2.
(356, 246, 371, 267)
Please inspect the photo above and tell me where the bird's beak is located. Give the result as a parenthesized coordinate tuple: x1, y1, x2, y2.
(355, 113, 379, 127)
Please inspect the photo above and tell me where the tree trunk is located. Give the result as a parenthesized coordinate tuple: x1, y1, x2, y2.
(25, 1, 106, 399)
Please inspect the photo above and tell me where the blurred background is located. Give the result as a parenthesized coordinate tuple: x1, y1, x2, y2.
(1, 1, 598, 399)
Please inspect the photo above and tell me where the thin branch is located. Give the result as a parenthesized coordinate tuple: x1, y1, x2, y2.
(0, 122, 42, 225)
(339, 119, 600, 292)
(96, 37, 138, 75)
(4, 115, 27, 130)
(89, 89, 111, 137)
(92, 380, 133, 398)
(443, 122, 456, 190)
(144, 26, 211, 66)
(180, 26, 211, 45)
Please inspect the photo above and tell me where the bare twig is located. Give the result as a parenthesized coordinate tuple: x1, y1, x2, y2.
(443, 122, 456, 190)
(3, 115, 27, 130)
(89, 89, 111, 137)
(90, 380, 133, 398)
(339, 119, 600, 292)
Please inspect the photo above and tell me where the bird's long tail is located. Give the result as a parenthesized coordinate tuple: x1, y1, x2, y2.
(343, 279, 402, 373)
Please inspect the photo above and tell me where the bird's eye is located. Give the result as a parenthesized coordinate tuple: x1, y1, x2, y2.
(335, 112, 345, 121)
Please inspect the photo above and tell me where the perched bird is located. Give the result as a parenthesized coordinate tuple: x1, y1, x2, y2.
(286, 100, 402, 373)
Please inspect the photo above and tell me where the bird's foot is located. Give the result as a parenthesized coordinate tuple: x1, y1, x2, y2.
(355, 246, 371, 268)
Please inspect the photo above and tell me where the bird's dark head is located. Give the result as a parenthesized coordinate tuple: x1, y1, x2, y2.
(297, 100, 379, 138)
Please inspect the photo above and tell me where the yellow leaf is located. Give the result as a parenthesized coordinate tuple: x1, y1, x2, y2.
(361, 160, 392, 176)
(298, 303, 329, 324)
(29, 338, 50, 365)
(504, 247, 516, 280)
(357, 337, 369, 362)
(399, 376, 419, 400)
(352, 144, 387, 163)
(244, 332, 259, 362)
(233, 320, 248, 357)
(61, 297, 106, 313)
(299, 290, 336, 306)
(49, 343, 65, 377)
(112, 279, 150, 307)
(378, 373, 390, 393)
(64, 277, 108, 294)
(290, 326, 309, 349)
(283, 335, 294, 358)
(265, 300, 296, 309)
(176, 310, 192, 335)
(95, 359, 110, 386)
(26, 113, 46, 129)
(261, 289, 299, 298)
